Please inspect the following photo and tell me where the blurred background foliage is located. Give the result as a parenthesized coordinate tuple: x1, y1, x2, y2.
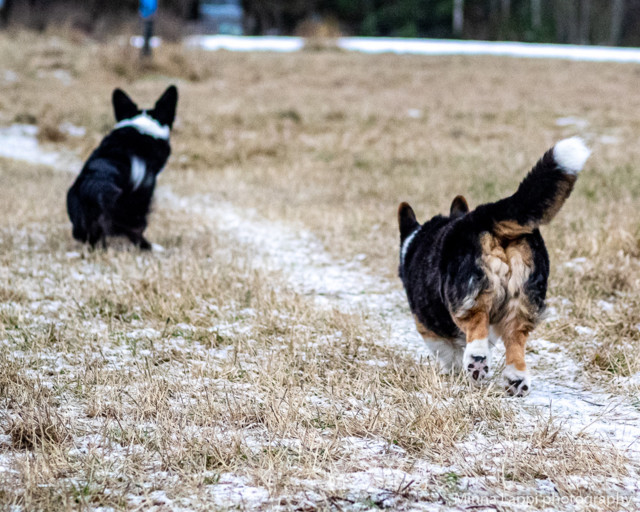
(0, 0, 638, 46)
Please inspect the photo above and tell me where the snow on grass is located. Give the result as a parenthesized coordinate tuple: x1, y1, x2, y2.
(185, 35, 304, 53)
(156, 186, 640, 470)
(2, 124, 639, 508)
(205, 474, 270, 509)
(0, 124, 81, 172)
(526, 337, 640, 456)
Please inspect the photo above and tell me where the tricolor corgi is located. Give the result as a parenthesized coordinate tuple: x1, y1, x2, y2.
(67, 85, 178, 250)
(398, 137, 590, 396)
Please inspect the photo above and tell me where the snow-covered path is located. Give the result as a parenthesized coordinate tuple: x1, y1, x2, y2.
(158, 188, 640, 468)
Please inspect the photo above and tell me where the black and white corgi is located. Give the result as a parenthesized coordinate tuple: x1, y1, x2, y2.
(66, 85, 178, 250)
(398, 137, 590, 396)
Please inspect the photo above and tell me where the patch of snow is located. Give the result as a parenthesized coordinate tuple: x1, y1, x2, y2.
(597, 299, 615, 313)
(599, 135, 621, 145)
(543, 306, 559, 322)
(186, 35, 304, 52)
(526, 338, 640, 455)
(126, 328, 161, 340)
(337, 38, 640, 63)
(563, 256, 589, 270)
(4, 70, 18, 83)
(0, 124, 81, 172)
(188, 35, 640, 64)
(52, 69, 73, 86)
(555, 116, 588, 128)
(206, 474, 270, 508)
(574, 325, 596, 336)
(59, 122, 86, 138)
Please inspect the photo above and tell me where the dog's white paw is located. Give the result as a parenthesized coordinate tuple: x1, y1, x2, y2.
(503, 364, 531, 397)
(463, 338, 491, 384)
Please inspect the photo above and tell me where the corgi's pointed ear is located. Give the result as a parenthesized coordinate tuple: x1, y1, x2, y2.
(398, 202, 419, 240)
(152, 85, 178, 128)
(449, 195, 469, 217)
(112, 88, 139, 122)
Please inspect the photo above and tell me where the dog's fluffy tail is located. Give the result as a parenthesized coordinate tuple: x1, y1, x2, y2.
(483, 137, 590, 239)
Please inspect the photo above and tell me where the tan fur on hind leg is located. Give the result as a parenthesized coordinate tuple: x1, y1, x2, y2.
(455, 309, 492, 385)
(496, 326, 531, 397)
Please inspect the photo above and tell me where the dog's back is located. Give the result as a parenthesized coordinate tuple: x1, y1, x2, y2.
(398, 138, 590, 396)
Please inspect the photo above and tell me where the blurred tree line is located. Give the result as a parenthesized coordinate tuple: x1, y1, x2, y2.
(1, 0, 639, 46)
(242, 0, 639, 45)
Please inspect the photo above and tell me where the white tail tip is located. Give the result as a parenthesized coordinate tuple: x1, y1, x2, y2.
(553, 136, 591, 174)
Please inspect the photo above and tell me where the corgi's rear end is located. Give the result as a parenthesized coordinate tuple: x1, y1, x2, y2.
(398, 137, 590, 396)
(66, 85, 178, 250)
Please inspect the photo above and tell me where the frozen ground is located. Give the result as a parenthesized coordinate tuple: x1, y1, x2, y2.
(1, 124, 639, 510)
(160, 187, 640, 454)
(5, 124, 638, 460)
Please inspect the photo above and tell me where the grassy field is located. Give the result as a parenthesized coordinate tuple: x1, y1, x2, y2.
(0, 31, 639, 511)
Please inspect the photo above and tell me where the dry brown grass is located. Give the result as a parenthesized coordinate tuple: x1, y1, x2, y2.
(1, 31, 639, 510)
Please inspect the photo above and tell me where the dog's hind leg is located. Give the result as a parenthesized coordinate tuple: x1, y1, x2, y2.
(125, 232, 152, 251)
(501, 330, 530, 396)
(72, 225, 88, 243)
(455, 307, 492, 385)
(494, 312, 534, 397)
(121, 225, 152, 251)
(137, 236, 152, 251)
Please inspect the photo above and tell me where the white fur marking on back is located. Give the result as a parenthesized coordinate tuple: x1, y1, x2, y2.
(400, 227, 420, 266)
(115, 112, 170, 140)
(130, 156, 146, 190)
(553, 136, 590, 174)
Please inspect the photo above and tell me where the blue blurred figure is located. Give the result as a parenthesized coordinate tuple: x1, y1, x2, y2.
(139, 0, 157, 19)
(140, 0, 158, 57)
